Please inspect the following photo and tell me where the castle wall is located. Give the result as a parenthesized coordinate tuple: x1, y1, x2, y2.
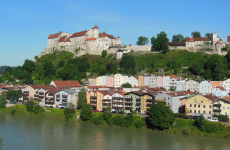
(195, 45, 215, 51)
(169, 46, 188, 50)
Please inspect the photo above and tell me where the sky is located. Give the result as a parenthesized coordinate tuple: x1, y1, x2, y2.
(0, 0, 229, 66)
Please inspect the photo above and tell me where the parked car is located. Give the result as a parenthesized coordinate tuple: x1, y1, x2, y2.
(208, 118, 219, 122)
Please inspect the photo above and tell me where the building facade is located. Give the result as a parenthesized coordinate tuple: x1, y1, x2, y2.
(200, 81, 211, 95)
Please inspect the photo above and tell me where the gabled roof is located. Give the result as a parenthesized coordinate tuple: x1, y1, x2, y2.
(48, 33, 62, 39)
(215, 86, 227, 91)
(85, 38, 96, 41)
(216, 41, 221, 44)
(63, 89, 77, 94)
(170, 75, 178, 79)
(203, 95, 218, 101)
(59, 36, 67, 42)
(108, 35, 116, 39)
(92, 25, 99, 29)
(53, 80, 81, 88)
(190, 37, 194, 42)
(70, 30, 88, 38)
(220, 96, 230, 103)
(99, 32, 109, 37)
(186, 37, 211, 42)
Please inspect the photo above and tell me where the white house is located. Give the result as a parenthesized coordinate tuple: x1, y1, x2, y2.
(126, 76, 138, 87)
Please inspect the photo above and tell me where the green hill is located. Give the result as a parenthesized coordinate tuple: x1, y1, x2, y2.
(0, 50, 229, 84)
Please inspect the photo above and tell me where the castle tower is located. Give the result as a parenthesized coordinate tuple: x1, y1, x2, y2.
(215, 41, 222, 54)
(211, 33, 217, 45)
(92, 25, 99, 38)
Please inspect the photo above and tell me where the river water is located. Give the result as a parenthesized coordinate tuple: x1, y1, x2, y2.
(0, 114, 230, 150)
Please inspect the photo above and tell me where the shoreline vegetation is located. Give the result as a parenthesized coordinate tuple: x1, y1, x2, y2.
(1, 105, 230, 139)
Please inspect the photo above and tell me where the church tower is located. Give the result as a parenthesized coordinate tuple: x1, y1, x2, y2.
(92, 25, 99, 38)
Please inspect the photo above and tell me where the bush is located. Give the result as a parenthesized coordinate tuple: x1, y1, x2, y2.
(195, 115, 206, 131)
(64, 108, 75, 121)
(80, 104, 93, 122)
(93, 116, 102, 124)
(11, 108, 17, 114)
(125, 113, 134, 127)
(135, 119, 146, 129)
(113, 115, 126, 126)
(183, 127, 191, 135)
(205, 123, 220, 133)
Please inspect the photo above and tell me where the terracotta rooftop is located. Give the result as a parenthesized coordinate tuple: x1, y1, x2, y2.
(99, 32, 109, 37)
(87, 86, 107, 89)
(170, 75, 178, 79)
(48, 34, 54, 39)
(70, 30, 88, 38)
(58, 36, 70, 42)
(186, 37, 211, 42)
(92, 25, 99, 29)
(108, 35, 116, 39)
(216, 41, 221, 44)
(215, 86, 227, 91)
(117, 36, 120, 38)
(53, 80, 81, 88)
(203, 95, 218, 101)
(48, 33, 61, 39)
(85, 38, 96, 41)
(166, 92, 189, 97)
(220, 96, 230, 103)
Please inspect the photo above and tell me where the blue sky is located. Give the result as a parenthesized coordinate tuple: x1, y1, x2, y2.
(0, 0, 229, 66)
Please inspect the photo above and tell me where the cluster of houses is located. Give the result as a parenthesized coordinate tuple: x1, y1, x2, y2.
(1, 75, 230, 120)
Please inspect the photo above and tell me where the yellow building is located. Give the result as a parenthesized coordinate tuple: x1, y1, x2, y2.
(138, 75, 144, 87)
(96, 76, 103, 86)
(86, 91, 104, 111)
(186, 95, 217, 118)
(213, 96, 230, 118)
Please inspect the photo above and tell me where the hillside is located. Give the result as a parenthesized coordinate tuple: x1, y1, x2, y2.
(1, 50, 229, 84)
(0, 66, 14, 74)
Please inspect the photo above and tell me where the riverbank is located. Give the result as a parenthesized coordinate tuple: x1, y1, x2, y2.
(1, 105, 230, 138)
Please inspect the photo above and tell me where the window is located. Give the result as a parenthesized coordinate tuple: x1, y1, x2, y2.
(190, 110, 192, 113)
(203, 105, 205, 108)
(227, 107, 229, 110)
(203, 111, 206, 114)
(209, 111, 211, 114)
(190, 104, 192, 107)
(201, 101, 203, 103)
(198, 105, 200, 108)
(223, 107, 225, 110)
(198, 110, 200, 113)
(194, 110, 196, 113)
(194, 104, 196, 107)
(209, 105, 211, 108)
(225, 112, 227, 115)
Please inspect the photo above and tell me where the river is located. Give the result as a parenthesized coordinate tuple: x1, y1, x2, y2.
(0, 114, 230, 150)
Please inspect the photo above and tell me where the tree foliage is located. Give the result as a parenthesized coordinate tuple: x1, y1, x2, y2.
(64, 108, 75, 121)
(0, 92, 6, 108)
(120, 54, 136, 74)
(77, 88, 87, 109)
(148, 103, 174, 130)
(191, 31, 201, 38)
(25, 98, 45, 115)
(136, 36, 149, 45)
(6, 89, 22, 102)
(195, 115, 206, 131)
(103, 104, 113, 125)
(121, 83, 132, 88)
(205, 33, 211, 38)
(80, 104, 93, 121)
(172, 34, 185, 42)
(151, 31, 169, 53)
(101, 50, 107, 58)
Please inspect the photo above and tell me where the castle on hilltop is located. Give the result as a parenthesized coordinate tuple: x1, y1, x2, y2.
(169, 33, 227, 55)
(47, 25, 121, 50)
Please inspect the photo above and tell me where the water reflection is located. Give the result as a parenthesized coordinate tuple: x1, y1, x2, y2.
(0, 114, 230, 150)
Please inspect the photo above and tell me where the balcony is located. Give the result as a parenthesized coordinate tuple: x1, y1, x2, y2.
(34, 98, 40, 101)
(24, 91, 29, 93)
(103, 103, 111, 105)
(23, 97, 29, 100)
(45, 101, 54, 104)
(48, 94, 53, 96)
(23, 93, 29, 96)
(34, 94, 38, 97)
(213, 104, 221, 107)
(56, 94, 60, 97)
(136, 98, 141, 101)
(213, 109, 221, 112)
(46, 98, 54, 101)
(112, 97, 124, 100)
(38, 95, 44, 98)
(125, 107, 132, 110)
(136, 107, 141, 110)
(125, 98, 132, 101)
(90, 96, 97, 99)
(112, 101, 123, 104)
(112, 106, 123, 109)
(91, 104, 97, 107)
(147, 104, 153, 107)
(156, 99, 166, 103)
(90, 100, 97, 103)
(62, 95, 68, 98)
(125, 102, 132, 105)
(147, 99, 153, 102)
(39, 92, 44, 95)
(136, 103, 141, 106)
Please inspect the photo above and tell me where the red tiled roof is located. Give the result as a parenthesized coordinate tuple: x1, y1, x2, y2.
(85, 38, 96, 41)
(87, 86, 107, 89)
(99, 32, 109, 37)
(117, 36, 120, 38)
(53, 81, 81, 88)
(220, 96, 230, 103)
(215, 86, 226, 91)
(203, 95, 218, 101)
(109, 35, 116, 39)
(170, 75, 178, 79)
(59, 36, 67, 42)
(51, 32, 61, 39)
(65, 38, 70, 42)
(186, 37, 211, 42)
(70, 30, 88, 38)
(216, 41, 221, 44)
(220, 38, 223, 41)
(166, 92, 188, 97)
(92, 25, 99, 29)
(151, 88, 166, 92)
(48, 34, 54, 39)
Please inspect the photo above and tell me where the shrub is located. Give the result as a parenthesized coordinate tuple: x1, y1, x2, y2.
(195, 115, 206, 131)
(125, 113, 134, 127)
(135, 119, 146, 129)
(80, 104, 93, 121)
(11, 108, 17, 114)
(93, 116, 102, 124)
(113, 115, 126, 126)
(183, 127, 191, 135)
(205, 123, 220, 133)
(64, 108, 76, 121)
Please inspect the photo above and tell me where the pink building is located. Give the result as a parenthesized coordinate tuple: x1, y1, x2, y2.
(106, 77, 115, 87)
(156, 76, 163, 88)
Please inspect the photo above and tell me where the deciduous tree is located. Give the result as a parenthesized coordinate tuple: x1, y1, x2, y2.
(77, 88, 87, 109)
(151, 31, 169, 53)
(0, 92, 6, 108)
(80, 104, 93, 121)
(136, 36, 149, 45)
(172, 34, 185, 42)
(191, 31, 201, 38)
